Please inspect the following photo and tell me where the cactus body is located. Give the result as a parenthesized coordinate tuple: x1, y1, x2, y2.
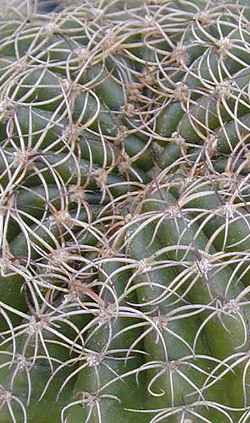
(1, 1, 250, 422)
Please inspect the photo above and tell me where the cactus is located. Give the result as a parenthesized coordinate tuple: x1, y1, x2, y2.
(1, 1, 250, 422)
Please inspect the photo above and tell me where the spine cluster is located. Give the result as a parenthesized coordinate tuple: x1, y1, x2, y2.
(0, 1, 250, 422)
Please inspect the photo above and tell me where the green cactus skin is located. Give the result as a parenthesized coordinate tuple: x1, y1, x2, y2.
(1, 1, 250, 422)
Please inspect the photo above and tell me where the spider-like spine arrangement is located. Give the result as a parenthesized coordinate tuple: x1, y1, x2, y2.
(0, 1, 250, 422)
